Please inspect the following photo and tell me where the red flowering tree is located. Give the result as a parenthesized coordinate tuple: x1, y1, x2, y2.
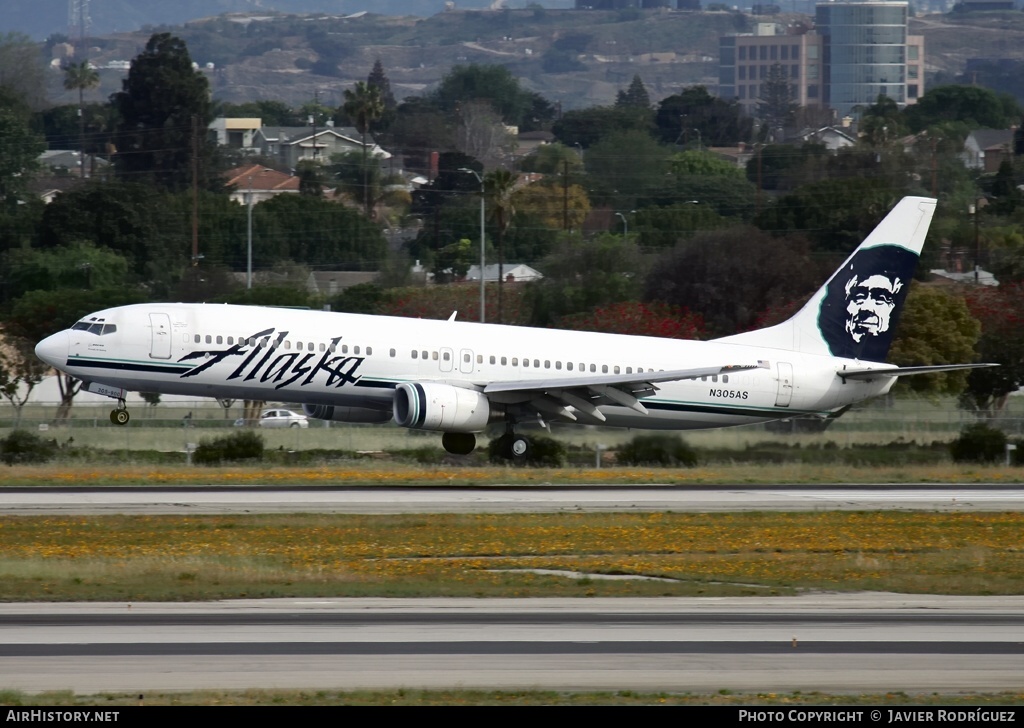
(960, 282, 1024, 415)
(555, 301, 705, 339)
(380, 282, 530, 325)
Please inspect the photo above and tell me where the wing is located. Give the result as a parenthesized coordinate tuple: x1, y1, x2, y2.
(838, 363, 998, 382)
(481, 364, 761, 424)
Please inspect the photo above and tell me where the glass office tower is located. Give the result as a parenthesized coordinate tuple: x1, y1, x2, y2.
(816, 1, 908, 117)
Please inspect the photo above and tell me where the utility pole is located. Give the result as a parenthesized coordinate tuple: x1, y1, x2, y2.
(459, 167, 486, 323)
(247, 175, 254, 289)
(191, 114, 199, 266)
(562, 159, 569, 231)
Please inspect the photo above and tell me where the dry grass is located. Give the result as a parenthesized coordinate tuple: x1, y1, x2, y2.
(2, 461, 1024, 485)
(0, 512, 1020, 601)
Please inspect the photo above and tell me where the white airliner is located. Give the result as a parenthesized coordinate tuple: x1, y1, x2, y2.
(35, 196, 991, 460)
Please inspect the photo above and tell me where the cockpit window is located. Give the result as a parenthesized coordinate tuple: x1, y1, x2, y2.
(71, 319, 116, 336)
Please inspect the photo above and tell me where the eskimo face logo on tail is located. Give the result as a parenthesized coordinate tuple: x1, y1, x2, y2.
(818, 244, 918, 361)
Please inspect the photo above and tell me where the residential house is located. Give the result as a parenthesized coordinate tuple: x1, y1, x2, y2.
(209, 117, 262, 152)
(465, 263, 543, 283)
(306, 271, 379, 297)
(223, 164, 300, 205)
(798, 126, 858, 151)
(253, 124, 388, 169)
(962, 129, 1015, 173)
(38, 149, 110, 178)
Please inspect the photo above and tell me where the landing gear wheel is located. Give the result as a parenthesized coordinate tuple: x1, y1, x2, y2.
(510, 436, 529, 462)
(110, 409, 130, 426)
(493, 433, 530, 463)
(442, 432, 476, 456)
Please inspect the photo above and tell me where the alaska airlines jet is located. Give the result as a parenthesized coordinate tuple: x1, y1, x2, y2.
(34, 196, 991, 460)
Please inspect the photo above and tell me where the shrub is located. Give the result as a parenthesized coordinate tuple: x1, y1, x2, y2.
(616, 434, 698, 467)
(193, 430, 264, 465)
(0, 429, 59, 466)
(949, 422, 1007, 464)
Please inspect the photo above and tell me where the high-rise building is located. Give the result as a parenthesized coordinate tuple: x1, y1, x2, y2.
(719, 2, 924, 121)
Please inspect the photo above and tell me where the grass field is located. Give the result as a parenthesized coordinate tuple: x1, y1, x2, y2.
(1, 511, 1020, 601)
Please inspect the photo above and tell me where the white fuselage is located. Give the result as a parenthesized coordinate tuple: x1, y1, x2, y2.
(39, 303, 894, 431)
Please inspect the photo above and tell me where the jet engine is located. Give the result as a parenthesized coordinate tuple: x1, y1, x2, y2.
(392, 382, 497, 432)
(302, 403, 392, 424)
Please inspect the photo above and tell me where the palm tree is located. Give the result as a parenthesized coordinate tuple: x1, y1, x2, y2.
(63, 60, 100, 178)
(342, 81, 384, 218)
(484, 168, 518, 324)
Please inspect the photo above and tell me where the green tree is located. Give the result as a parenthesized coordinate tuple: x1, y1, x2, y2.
(253, 194, 387, 271)
(431, 64, 533, 127)
(860, 94, 908, 149)
(585, 130, 670, 209)
(37, 182, 169, 283)
(3, 243, 130, 301)
(887, 283, 981, 395)
(295, 160, 325, 198)
(484, 168, 518, 324)
(62, 60, 99, 176)
(616, 75, 651, 109)
(433, 237, 475, 283)
(644, 226, 820, 337)
(553, 106, 654, 150)
(904, 85, 1022, 133)
(654, 86, 754, 147)
(0, 106, 45, 206)
(112, 33, 219, 191)
(343, 81, 385, 217)
(0, 32, 46, 111)
(634, 202, 727, 250)
(756, 64, 797, 139)
(756, 178, 907, 254)
(367, 58, 396, 112)
(526, 233, 649, 326)
(517, 143, 583, 175)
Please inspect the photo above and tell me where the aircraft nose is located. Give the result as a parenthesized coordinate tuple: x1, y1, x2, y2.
(35, 330, 69, 368)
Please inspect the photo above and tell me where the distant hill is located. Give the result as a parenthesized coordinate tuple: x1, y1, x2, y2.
(38, 8, 1024, 112)
(13, 1, 577, 41)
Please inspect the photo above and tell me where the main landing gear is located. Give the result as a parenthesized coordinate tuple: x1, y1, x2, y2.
(109, 398, 130, 426)
(440, 428, 531, 463)
(491, 428, 530, 464)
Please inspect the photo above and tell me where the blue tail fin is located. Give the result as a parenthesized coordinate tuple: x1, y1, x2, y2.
(716, 196, 936, 362)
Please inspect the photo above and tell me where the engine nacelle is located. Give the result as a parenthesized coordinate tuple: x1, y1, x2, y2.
(393, 382, 496, 432)
(302, 403, 392, 424)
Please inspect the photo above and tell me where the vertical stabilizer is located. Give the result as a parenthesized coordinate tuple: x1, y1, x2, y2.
(716, 196, 936, 361)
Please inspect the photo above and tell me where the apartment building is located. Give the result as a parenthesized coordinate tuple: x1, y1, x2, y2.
(719, 2, 924, 120)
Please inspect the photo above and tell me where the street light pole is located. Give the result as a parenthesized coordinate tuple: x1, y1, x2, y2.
(460, 167, 486, 323)
(615, 211, 628, 242)
(970, 199, 981, 284)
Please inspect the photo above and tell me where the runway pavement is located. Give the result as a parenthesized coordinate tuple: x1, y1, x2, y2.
(1, 485, 1023, 515)
(0, 595, 1020, 694)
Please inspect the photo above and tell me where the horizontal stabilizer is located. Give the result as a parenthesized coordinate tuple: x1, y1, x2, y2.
(838, 363, 998, 381)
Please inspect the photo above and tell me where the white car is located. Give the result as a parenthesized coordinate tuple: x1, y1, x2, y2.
(235, 409, 309, 428)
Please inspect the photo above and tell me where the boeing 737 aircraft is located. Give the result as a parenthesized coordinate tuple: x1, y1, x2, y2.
(34, 196, 992, 460)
